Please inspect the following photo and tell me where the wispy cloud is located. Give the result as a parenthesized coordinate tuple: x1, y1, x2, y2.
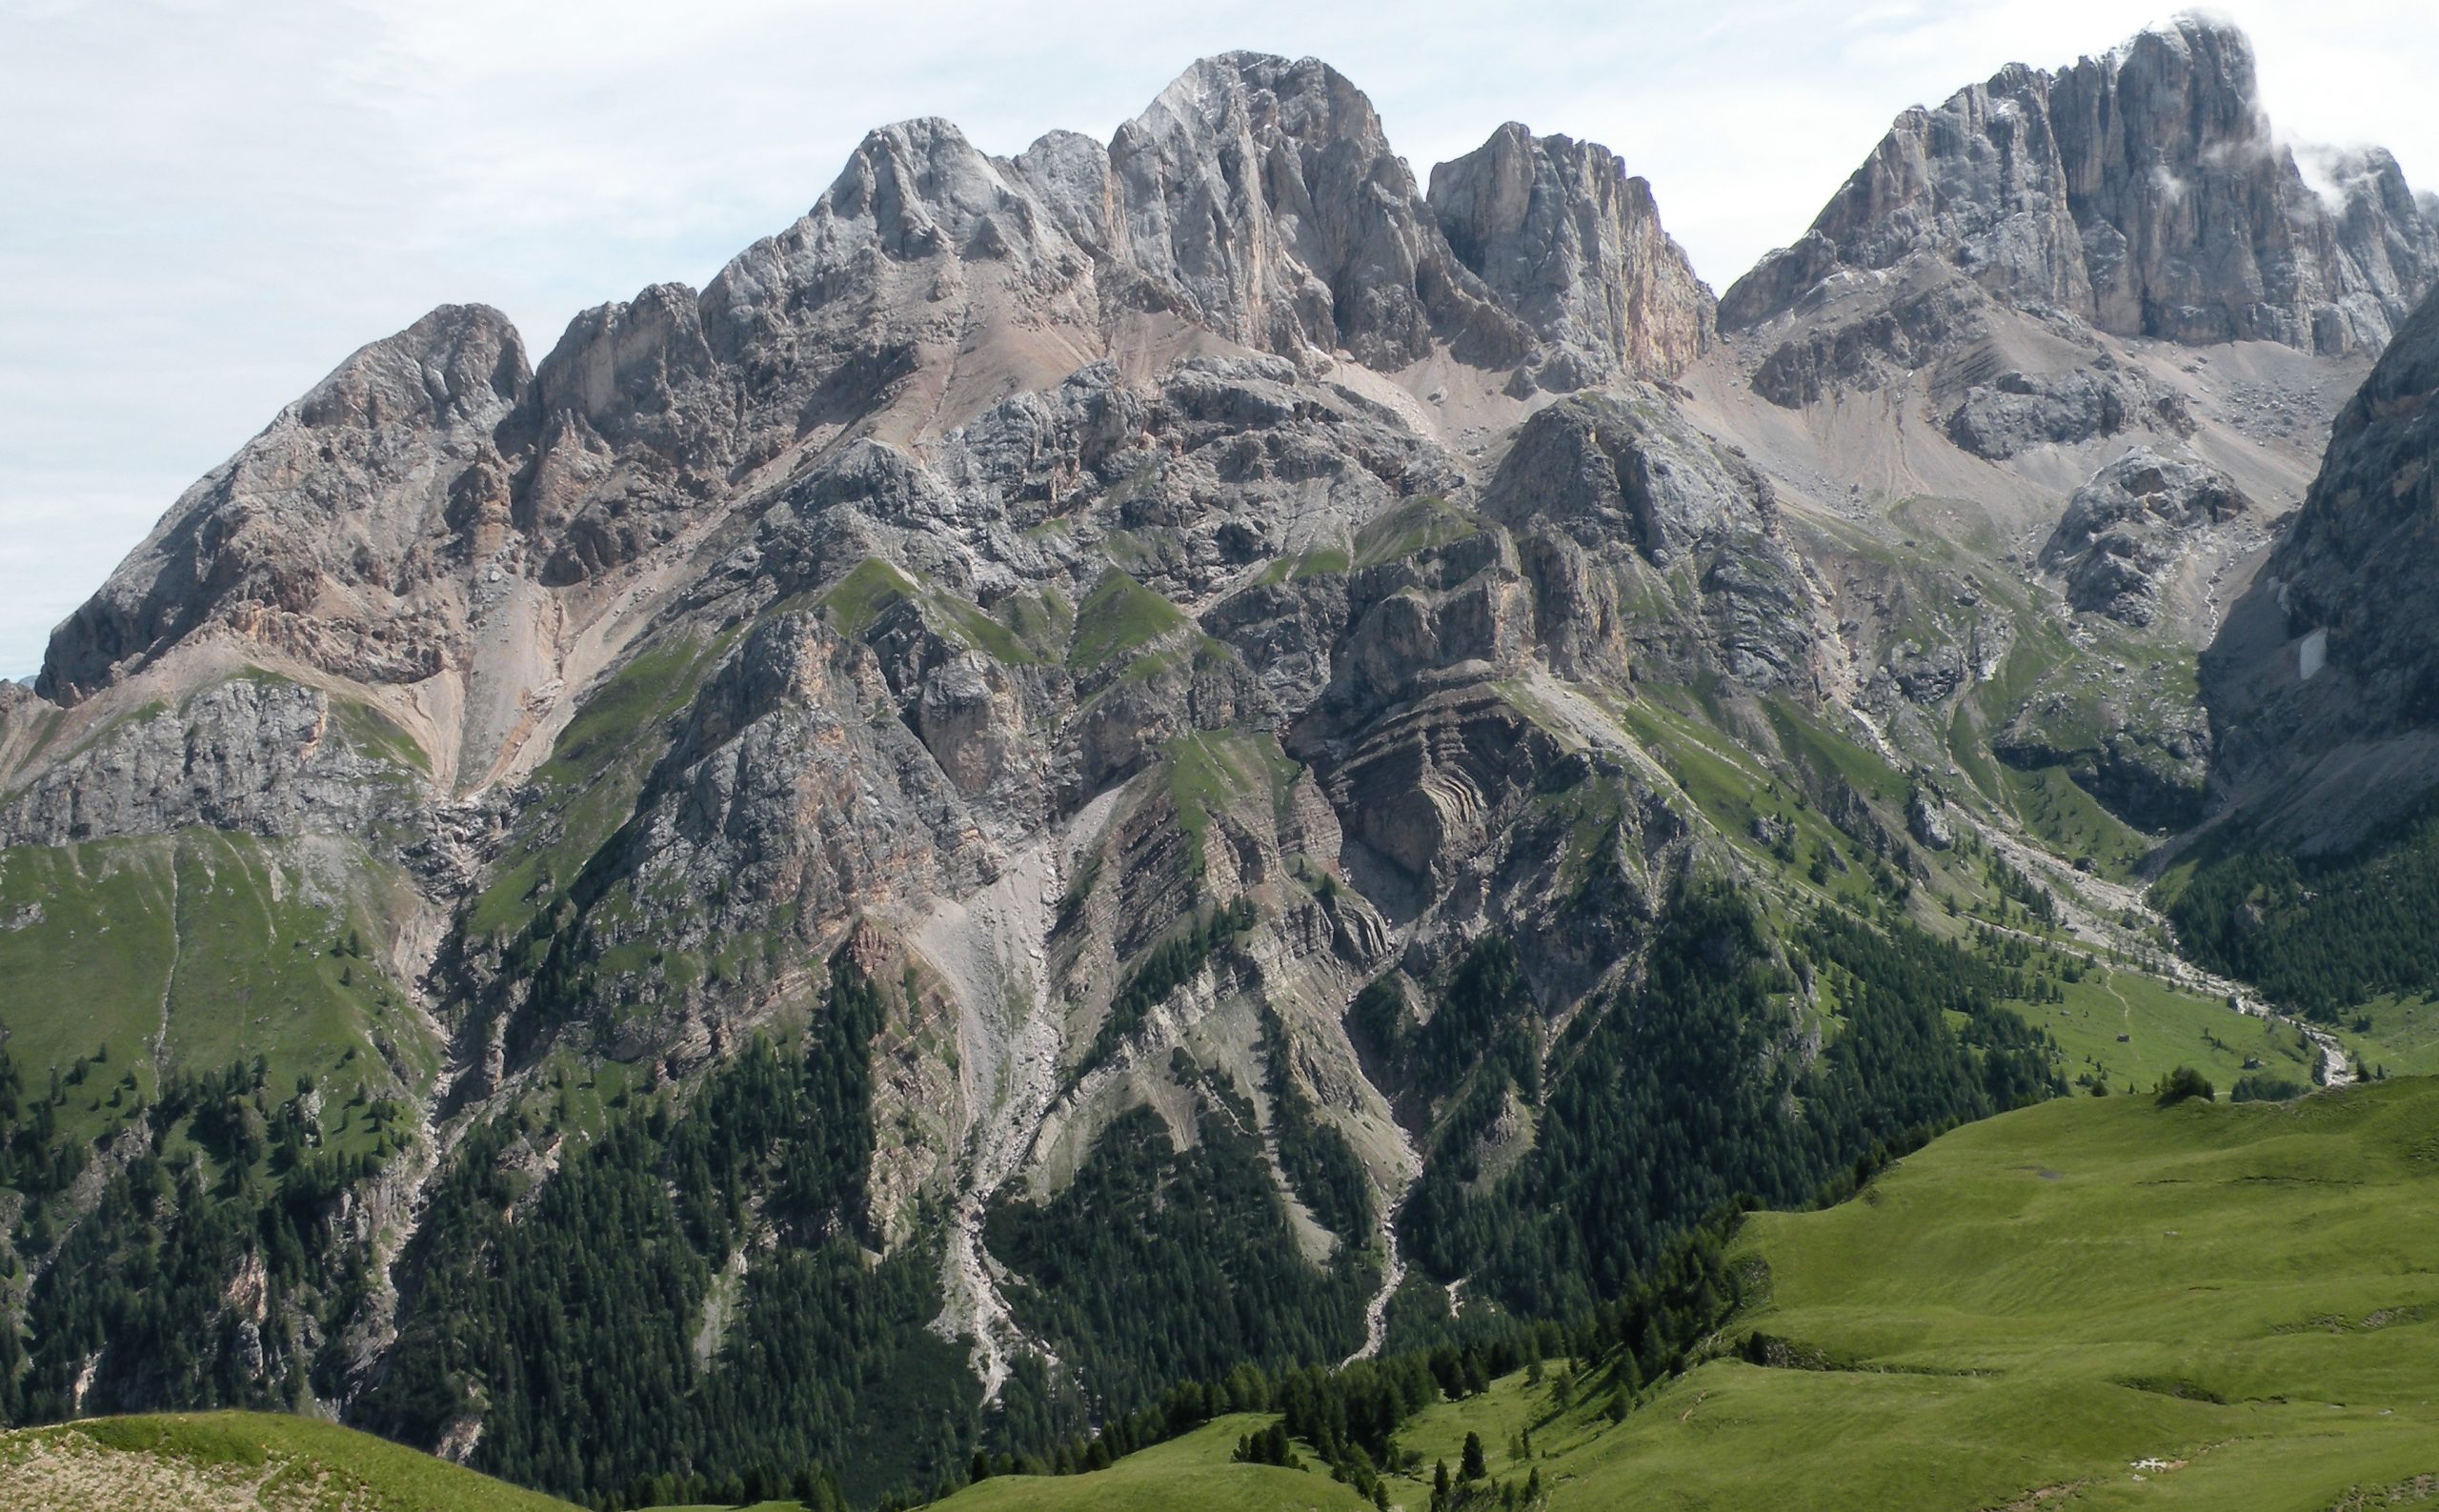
(4, 0, 2433, 678)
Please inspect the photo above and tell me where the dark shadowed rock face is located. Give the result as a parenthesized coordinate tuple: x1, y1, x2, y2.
(1428, 123, 1714, 387)
(2043, 448, 2248, 625)
(1722, 14, 2438, 357)
(2206, 279, 2439, 808)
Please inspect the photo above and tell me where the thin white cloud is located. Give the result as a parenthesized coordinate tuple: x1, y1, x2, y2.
(4, 0, 2434, 679)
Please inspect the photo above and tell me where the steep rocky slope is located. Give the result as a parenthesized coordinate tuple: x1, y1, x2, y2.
(2201, 277, 2439, 845)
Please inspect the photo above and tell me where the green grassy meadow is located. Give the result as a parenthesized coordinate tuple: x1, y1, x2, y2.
(1380, 1078, 2439, 1511)
(930, 1415, 1373, 1512)
(0, 830, 432, 1159)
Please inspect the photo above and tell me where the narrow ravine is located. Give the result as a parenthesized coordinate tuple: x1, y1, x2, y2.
(1343, 1163, 1413, 1366)
(921, 787, 1123, 1400)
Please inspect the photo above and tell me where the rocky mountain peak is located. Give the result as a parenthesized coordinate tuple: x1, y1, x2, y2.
(1110, 51, 1524, 372)
(296, 302, 528, 432)
(531, 281, 714, 431)
(700, 112, 1094, 366)
(1428, 123, 1715, 387)
(1722, 12, 2438, 356)
(1715, 61, 2083, 333)
(37, 304, 530, 702)
(31, 50, 1744, 716)
(819, 116, 1059, 263)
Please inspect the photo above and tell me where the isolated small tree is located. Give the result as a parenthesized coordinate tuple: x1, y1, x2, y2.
(1461, 1431, 1488, 1482)
(2156, 1065, 2214, 1105)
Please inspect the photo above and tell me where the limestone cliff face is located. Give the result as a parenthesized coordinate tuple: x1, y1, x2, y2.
(1483, 392, 1814, 690)
(16, 29, 2410, 1446)
(538, 613, 990, 1035)
(2046, 21, 2433, 353)
(27, 53, 1707, 732)
(1429, 124, 1714, 387)
(0, 676, 423, 848)
(518, 280, 731, 586)
(37, 305, 530, 703)
(1720, 63, 2086, 332)
(1722, 14, 2438, 356)
(1109, 53, 1527, 371)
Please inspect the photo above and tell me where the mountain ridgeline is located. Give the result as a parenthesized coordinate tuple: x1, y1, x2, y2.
(4, 13, 2438, 1509)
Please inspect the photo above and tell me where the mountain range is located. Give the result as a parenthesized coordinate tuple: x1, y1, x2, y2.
(5, 13, 2439, 1509)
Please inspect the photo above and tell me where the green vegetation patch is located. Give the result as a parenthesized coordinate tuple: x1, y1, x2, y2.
(1996, 761, 2153, 878)
(2007, 961, 2319, 1095)
(986, 1097, 1377, 1428)
(0, 831, 426, 1168)
(990, 587, 1074, 663)
(470, 633, 727, 943)
(1071, 571, 1189, 672)
(816, 557, 918, 639)
(1256, 545, 1356, 586)
(364, 962, 976, 1508)
(1161, 732, 1300, 870)
(1353, 496, 1480, 568)
(1377, 1079, 2439, 1511)
(330, 696, 433, 776)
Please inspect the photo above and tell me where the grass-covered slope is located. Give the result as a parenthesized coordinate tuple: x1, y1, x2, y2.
(1527, 1077, 2439, 1511)
(1002, 1078, 2439, 1512)
(0, 1412, 580, 1511)
(935, 1416, 1374, 1512)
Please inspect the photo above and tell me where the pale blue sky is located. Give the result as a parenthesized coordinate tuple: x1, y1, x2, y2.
(4, 0, 2430, 681)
